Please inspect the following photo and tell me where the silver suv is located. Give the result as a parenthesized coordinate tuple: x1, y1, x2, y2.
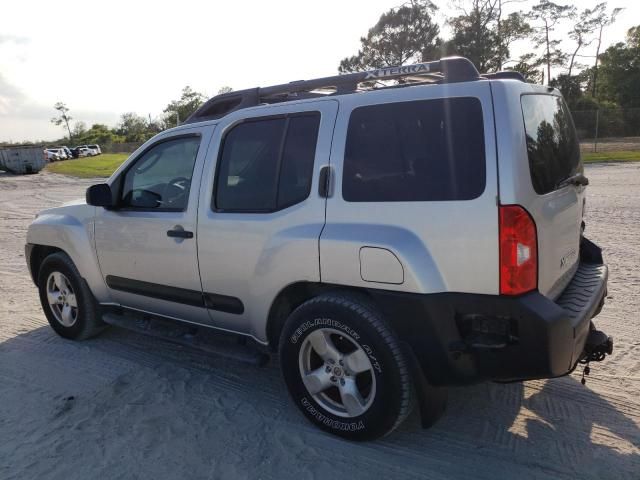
(26, 57, 612, 441)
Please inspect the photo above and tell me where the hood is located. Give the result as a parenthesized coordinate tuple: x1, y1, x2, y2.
(62, 197, 87, 207)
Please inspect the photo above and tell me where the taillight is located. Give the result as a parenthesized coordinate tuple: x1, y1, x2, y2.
(499, 205, 537, 295)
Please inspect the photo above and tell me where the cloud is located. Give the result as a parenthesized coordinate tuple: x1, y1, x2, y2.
(0, 34, 29, 46)
(0, 73, 121, 142)
(0, 73, 26, 115)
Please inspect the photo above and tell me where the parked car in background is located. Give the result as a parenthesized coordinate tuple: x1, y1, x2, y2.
(70, 147, 91, 158)
(87, 144, 102, 155)
(60, 146, 73, 159)
(49, 148, 68, 160)
(44, 149, 61, 162)
(77, 145, 100, 156)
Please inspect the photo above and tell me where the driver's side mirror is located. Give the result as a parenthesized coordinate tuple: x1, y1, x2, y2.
(86, 183, 115, 208)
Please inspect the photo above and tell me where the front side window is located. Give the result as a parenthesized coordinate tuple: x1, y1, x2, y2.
(342, 97, 486, 202)
(521, 94, 582, 195)
(215, 112, 320, 212)
(120, 136, 200, 210)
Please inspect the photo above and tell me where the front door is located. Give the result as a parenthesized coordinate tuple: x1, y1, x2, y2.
(94, 127, 212, 323)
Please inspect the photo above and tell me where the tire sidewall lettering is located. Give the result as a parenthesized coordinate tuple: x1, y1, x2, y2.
(290, 317, 383, 375)
(290, 317, 360, 344)
(300, 396, 365, 431)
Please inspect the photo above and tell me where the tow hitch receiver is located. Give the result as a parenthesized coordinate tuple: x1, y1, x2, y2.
(579, 328, 613, 384)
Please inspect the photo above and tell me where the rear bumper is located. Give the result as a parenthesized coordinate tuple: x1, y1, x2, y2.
(368, 242, 609, 386)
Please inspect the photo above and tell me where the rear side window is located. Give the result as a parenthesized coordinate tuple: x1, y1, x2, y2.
(521, 94, 582, 195)
(215, 112, 320, 212)
(342, 97, 486, 202)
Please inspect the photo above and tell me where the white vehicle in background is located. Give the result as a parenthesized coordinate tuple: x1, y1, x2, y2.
(60, 146, 73, 158)
(78, 144, 100, 156)
(53, 148, 68, 159)
(44, 149, 62, 162)
(71, 147, 91, 158)
(87, 144, 102, 155)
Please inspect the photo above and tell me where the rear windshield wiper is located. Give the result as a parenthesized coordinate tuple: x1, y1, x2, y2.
(556, 173, 589, 189)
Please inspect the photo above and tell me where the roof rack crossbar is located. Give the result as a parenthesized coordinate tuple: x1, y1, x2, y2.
(186, 56, 480, 123)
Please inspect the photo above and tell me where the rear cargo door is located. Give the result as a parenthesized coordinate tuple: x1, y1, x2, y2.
(520, 93, 585, 298)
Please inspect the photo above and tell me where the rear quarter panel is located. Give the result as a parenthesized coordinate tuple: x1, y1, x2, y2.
(492, 81, 584, 298)
(321, 81, 499, 295)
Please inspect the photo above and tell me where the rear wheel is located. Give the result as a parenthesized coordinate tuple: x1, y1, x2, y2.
(279, 292, 413, 440)
(37, 252, 105, 340)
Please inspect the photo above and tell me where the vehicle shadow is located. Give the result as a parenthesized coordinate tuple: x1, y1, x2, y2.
(395, 371, 640, 478)
(1, 325, 638, 480)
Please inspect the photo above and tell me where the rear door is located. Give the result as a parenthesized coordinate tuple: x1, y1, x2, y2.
(196, 100, 338, 342)
(519, 93, 585, 298)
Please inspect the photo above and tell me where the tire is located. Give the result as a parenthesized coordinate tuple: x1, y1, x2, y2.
(37, 252, 105, 340)
(279, 292, 412, 441)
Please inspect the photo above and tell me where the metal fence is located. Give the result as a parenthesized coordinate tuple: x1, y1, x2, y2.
(571, 108, 640, 152)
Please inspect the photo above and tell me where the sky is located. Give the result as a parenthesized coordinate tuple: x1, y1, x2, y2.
(1, 0, 638, 142)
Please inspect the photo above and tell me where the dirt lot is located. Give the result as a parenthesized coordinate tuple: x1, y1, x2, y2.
(0, 166, 638, 480)
(581, 136, 640, 153)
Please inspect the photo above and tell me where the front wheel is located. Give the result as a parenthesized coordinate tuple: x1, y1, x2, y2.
(279, 292, 413, 441)
(37, 252, 105, 340)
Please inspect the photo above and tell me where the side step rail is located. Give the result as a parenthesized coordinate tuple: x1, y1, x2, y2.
(102, 311, 270, 366)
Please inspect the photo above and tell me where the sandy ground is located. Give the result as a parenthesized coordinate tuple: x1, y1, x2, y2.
(0, 166, 638, 480)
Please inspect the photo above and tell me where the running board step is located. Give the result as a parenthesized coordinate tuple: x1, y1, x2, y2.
(102, 311, 270, 366)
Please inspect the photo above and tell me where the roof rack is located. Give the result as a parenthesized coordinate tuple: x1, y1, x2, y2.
(186, 56, 483, 124)
(481, 71, 525, 81)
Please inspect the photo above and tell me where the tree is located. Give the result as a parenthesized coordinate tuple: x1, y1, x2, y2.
(549, 74, 582, 106)
(75, 124, 124, 145)
(448, 1, 501, 72)
(590, 3, 623, 96)
(508, 53, 543, 83)
(497, 11, 532, 69)
(116, 112, 152, 143)
(338, 0, 440, 72)
(528, 0, 575, 84)
(445, 1, 530, 72)
(566, 7, 596, 77)
(163, 86, 206, 126)
(51, 102, 73, 141)
(596, 26, 640, 108)
(218, 86, 233, 94)
(71, 121, 87, 140)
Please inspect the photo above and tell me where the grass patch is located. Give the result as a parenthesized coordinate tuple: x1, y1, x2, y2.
(46, 153, 129, 178)
(583, 150, 640, 163)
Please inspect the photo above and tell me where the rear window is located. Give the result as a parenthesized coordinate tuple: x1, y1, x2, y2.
(342, 97, 486, 202)
(214, 112, 320, 212)
(521, 94, 582, 195)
